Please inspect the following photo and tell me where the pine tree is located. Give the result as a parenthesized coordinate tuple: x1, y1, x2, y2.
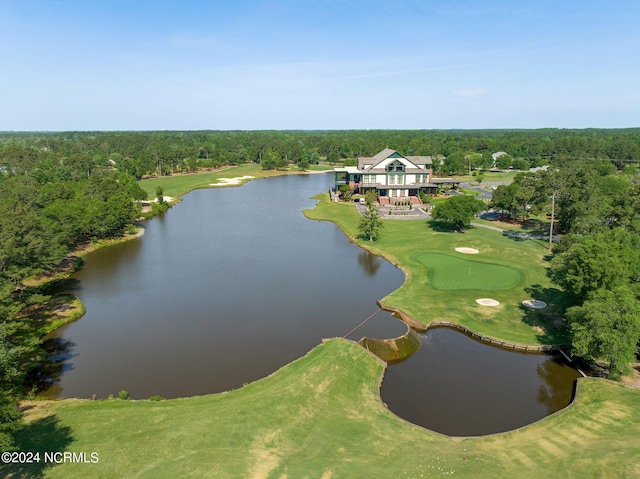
(359, 204, 383, 241)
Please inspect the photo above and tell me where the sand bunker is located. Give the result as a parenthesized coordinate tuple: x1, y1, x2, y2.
(209, 175, 255, 186)
(476, 298, 500, 306)
(522, 299, 547, 309)
(455, 247, 479, 254)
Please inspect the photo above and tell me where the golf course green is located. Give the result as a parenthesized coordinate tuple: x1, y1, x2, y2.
(416, 252, 523, 290)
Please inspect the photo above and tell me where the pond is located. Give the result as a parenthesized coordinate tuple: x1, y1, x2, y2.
(381, 327, 581, 436)
(42, 173, 405, 398)
(41, 172, 579, 436)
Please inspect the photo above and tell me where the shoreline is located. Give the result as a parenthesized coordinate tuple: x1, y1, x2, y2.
(31, 166, 331, 338)
(303, 193, 568, 348)
(34, 167, 564, 399)
(23, 226, 146, 337)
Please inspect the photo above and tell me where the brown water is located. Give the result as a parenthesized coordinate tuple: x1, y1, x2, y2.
(41, 173, 405, 398)
(381, 327, 581, 436)
(40, 172, 579, 436)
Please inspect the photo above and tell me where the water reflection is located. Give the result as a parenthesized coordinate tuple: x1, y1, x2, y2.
(357, 250, 382, 277)
(40, 172, 580, 436)
(381, 327, 580, 436)
(42, 173, 405, 399)
(26, 337, 76, 397)
(535, 359, 578, 414)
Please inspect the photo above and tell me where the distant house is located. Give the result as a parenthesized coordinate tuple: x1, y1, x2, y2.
(491, 151, 509, 168)
(334, 148, 458, 203)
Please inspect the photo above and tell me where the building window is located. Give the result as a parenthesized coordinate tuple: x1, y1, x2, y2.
(389, 175, 395, 185)
(387, 161, 405, 173)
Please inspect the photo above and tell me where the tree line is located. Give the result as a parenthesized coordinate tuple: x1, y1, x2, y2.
(2, 128, 640, 178)
(0, 128, 639, 448)
(488, 159, 640, 378)
(0, 149, 146, 449)
(545, 162, 640, 379)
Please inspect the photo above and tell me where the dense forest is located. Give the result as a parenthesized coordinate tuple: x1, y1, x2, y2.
(490, 158, 640, 379)
(0, 128, 639, 449)
(2, 128, 640, 178)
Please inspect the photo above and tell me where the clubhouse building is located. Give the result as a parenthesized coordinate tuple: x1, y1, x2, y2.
(334, 148, 458, 203)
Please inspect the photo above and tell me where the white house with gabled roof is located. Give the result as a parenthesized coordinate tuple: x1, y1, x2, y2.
(334, 148, 458, 203)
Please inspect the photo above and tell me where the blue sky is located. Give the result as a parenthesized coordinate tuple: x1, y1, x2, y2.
(1, 0, 639, 130)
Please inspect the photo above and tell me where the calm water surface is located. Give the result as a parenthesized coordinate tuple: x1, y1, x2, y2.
(381, 327, 581, 436)
(43, 173, 404, 398)
(42, 172, 579, 436)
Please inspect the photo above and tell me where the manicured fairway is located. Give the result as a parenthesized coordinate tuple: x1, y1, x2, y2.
(304, 194, 568, 345)
(8, 339, 640, 478)
(139, 164, 331, 199)
(417, 252, 523, 290)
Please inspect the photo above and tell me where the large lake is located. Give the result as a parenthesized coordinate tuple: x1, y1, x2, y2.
(43, 173, 405, 398)
(42, 172, 579, 436)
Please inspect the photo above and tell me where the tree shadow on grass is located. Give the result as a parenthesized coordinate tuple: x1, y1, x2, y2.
(481, 213, 550, 237)
(525, 284, 572, 313)
(0, 414, 74, 478)
(501, 232, 550, 250)
(519, 284, 570, 345)
(515, 218, 550, 237)
(426, 220, 463, 233)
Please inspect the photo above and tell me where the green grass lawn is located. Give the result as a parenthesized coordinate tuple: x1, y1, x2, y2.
(8, 184, 639, 479)
(459, 187, 482, 196)
(304, 194, 566, 345)
(8, 339, 640, 478)
(473, 215, 552, 237)
(139, 164, 332, 199)
(417, 252, 523, 290)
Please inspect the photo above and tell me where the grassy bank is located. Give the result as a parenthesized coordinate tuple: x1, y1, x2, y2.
(139, 164, 332, 199)
(8, 339, 640, 478)
(18, 228, 145, 337)
(23, 163, 329, 338)
(304, 194, 566, 345)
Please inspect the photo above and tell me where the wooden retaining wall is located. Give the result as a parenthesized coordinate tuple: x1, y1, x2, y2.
(375, 301, 428, 333)
(376, 301, 561, 355)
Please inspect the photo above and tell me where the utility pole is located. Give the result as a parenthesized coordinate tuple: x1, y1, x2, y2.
(548, 191, 555, 252)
